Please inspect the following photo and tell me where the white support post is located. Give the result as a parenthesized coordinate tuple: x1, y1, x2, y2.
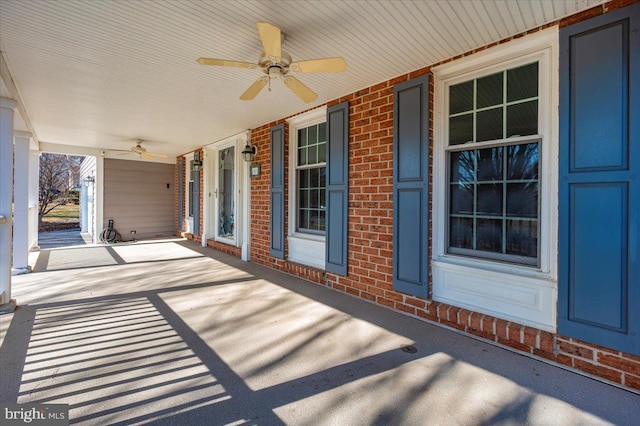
(12, 132, 31, 274)
(94, 156, 104, 244)
(29, 151, 40, 250)
(0, 98, 17, 309)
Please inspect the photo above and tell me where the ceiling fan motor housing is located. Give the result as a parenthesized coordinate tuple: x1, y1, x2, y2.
(260, 50, 292, 77)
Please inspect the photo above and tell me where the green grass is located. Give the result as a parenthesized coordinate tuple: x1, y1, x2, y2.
(42, 203, 80, 223)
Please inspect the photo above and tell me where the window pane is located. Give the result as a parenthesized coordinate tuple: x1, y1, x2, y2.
(309, 168, 319, 187)
(299, 189, 309, 209)
(507, 143, 539, 180)
(477, 183, 502, 216)
(299, 209, 309, 230)
(297, 165, 326, 233)
(507, 100, 538, 138)
(477, 71, 503, 109)
(299, 128, 307, 146)
(318, 122, 327, 142)
(299, 169, 309, 188)
(450, 113, 474, 145)
(450, 150, 475, 183)
(450, 183, 474, 215)
(188, 181, 194, 217)
(507, 63, 538, 102)
(310, 189, 319, 208)
(476, 107, 503, 142)
(309, 144, 318, 164)
(308, 125, 318, 145)
(476, 219, 502, 253)
(506, 183, 538, 218)
(450, 217, 473, 249)
(506, 219, 537, 257)
(299, 147, 307, 166)
(318, 141, 326, 162)
(477, 147, 503, 181)
(310, 210, 325, 231)
(317, 211, 326, 231)
(450, 81, 473, 114)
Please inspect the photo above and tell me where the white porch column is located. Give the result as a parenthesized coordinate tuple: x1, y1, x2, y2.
(12, 131, 31, 274)
(80, 180, 88, 232)
(29, 151, 40, 250)
(93, 156, 104, 244)
(0, 98, 17, 308)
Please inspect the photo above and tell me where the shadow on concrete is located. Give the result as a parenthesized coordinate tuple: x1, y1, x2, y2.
(38, 228, 91, 249)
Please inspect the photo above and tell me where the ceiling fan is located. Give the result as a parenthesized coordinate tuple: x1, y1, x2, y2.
(110, 140, 168, 160)
(197, 21, 347, 103)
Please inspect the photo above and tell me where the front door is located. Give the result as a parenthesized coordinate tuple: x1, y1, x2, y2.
(216, 145, 236, 243)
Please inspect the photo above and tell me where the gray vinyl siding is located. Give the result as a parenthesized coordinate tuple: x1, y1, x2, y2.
(103, 159, 175, 241)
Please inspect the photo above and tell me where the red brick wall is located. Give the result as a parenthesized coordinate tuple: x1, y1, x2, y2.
(183, 0, 640, 392)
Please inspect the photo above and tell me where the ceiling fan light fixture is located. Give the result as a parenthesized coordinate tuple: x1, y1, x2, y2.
(268, 66, 283, 79)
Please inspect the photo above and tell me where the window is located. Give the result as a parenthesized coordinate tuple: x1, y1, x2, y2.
(296, 123, 327, 233)
(287, 106, 327, 269)
(432, 28, 558, 331)
(447, 62, 540, 266)
(188, 180, 194, 217)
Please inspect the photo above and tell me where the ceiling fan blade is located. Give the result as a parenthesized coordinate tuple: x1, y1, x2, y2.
(197, 58, 258, 69)
(240, 77, 269, 100)
(145, 152, 168, 158)
(283, 76, 318, 103)
(142, 153, 154, 160)
(256, 21, 281, 61)
(290, 57, 347, 73)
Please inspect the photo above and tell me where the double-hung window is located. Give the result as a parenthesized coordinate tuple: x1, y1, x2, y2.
(432, 29, 558, 331)
(297, 123, 327, 233)
(287, 106, 328, 269)
(448, 62, 540, 266)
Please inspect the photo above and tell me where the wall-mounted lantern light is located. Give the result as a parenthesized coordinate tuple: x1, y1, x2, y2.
(83, 176, 95, 186)
(190, 159, 203, 172)
(241, 143, 257, 162)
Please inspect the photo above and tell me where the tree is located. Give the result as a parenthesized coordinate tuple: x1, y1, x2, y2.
(38, 153, 82, 224)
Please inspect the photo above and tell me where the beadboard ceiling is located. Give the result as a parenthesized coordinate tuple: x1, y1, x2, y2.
(0, 0, 606, 159)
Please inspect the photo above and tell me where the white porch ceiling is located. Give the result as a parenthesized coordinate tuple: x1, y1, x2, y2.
(0, 0, 606, 158)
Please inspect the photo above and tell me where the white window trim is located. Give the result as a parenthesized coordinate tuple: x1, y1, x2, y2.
(287, 106, 327, 269)
(432, 27, 559, 332)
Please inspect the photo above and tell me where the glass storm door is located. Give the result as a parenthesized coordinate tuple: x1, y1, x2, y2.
(217, 146, 235, 241)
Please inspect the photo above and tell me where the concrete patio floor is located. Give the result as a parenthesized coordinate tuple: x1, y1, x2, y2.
(1, 238, 638, 425)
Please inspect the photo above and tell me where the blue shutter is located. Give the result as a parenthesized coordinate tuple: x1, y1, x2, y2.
(192, 152, 201, 236)
(326, 101, 349, 275)
(559, 3, 639, 356)
(177, 157, 184, 232)
(270, 123, 285, 259)
(393, 75, 430, 298)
